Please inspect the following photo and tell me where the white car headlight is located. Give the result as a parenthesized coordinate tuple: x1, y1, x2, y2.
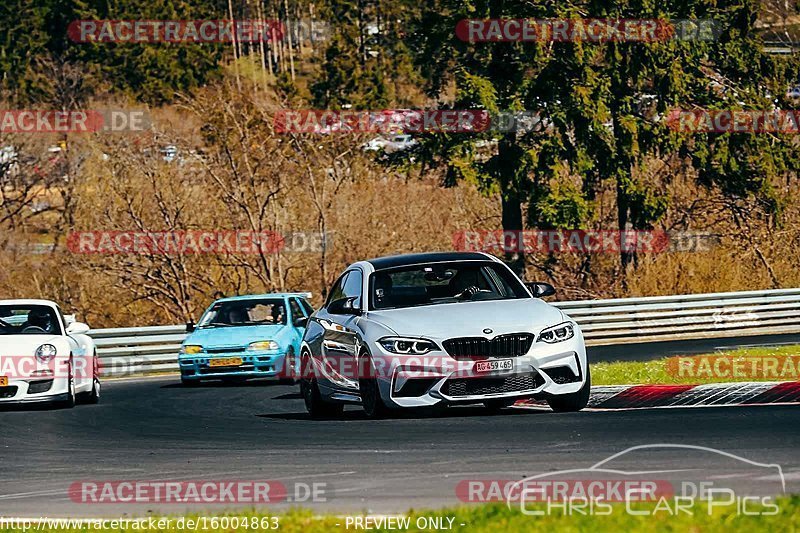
(537, 322, 575, 344)
(247, 341, 279, 352)
(378, 337, 438, 355)
(35, 344, 57, 363)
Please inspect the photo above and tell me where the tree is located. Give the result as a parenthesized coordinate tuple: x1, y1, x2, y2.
(413, 0, 800, 281)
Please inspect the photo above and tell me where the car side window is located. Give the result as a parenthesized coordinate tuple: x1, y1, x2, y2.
(326, 273, 350, 307)
(342, 269, 363, 307)
(289, 298, 305, 324)
(299, 298, 314, 316)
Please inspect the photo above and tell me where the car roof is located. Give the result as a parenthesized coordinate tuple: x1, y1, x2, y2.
(0, 299, 58, 307)
(213, 293, 310, 304)
(364, 251, 495, 270)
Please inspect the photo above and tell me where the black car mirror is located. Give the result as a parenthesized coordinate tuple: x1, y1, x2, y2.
(526, 282, 556, 298)
(328, 297, 362, 316)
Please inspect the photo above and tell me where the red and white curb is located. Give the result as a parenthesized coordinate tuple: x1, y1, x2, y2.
(516, 381, 800, 410)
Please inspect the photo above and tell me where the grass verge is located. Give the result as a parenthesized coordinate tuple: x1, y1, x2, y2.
(593, 344, 800, 386)
(3, 497, 799, 532)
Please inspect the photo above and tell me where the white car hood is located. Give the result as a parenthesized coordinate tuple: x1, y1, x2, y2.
(0, 334, 64, 356)
(366, 298, 564, 339)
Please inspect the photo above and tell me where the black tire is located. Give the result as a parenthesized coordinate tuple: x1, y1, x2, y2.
(358, 353, 391, 419)
(547, 367, 591, 413)
(484, 398, 518, 411)
(78, 353, 100, 404)
(59, 358, 76, 409)
(300, 351, 343, 419)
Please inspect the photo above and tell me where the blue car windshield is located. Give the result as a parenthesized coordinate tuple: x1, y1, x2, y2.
(198, 299, 286, 328)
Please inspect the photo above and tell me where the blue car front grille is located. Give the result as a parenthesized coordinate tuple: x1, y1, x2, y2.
(206, 346, 246, 354)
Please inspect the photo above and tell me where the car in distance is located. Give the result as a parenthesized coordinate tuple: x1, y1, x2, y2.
(299, 252, 590, 418)
(179, 293, 314, 386)
(0, 299, 100, 407)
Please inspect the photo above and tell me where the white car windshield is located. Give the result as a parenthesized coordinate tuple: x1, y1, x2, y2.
(198, 299, 287, 328)
(370, 261, 530, 310)
(0, 305, 62, 335)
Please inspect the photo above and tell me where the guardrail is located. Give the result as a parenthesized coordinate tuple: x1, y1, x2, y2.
(91, 288, 800, 377)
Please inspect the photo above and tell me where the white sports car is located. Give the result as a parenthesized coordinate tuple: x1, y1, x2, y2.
(300, 252, 590, 418)
(0, 299, 100, 407)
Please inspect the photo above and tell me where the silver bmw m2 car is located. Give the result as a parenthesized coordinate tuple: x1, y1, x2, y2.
(299, 252, 589, 418)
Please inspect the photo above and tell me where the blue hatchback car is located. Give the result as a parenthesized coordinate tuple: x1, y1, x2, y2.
(178, 293, 314, 385)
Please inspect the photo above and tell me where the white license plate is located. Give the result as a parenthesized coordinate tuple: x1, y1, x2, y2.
(475, 359, 513, 373)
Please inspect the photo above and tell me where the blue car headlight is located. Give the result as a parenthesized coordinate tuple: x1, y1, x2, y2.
(247, 341, 279, 352)
(180, 345, 204, 355)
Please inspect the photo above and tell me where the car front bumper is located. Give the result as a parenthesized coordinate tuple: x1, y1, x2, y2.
(376, 333, 588, 408)
(0, 376, 72, 404)
(178, 352, 297, 381)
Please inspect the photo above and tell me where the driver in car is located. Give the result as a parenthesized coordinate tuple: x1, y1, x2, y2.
(23, 308, 55, 333)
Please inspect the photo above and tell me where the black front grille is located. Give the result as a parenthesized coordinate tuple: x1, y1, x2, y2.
(443, 333, 534, 359)
(27, 379, 54, 394)
(443, 372, 545, 397)
(206, 347, 245, 355)
(199, 365, 255, 375)
(541, 365, 581, 384)
(0, 386, 18, 399)
(395, 378, 439, 398)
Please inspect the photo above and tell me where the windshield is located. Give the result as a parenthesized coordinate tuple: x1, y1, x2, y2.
(370, 261, 530, 310)
(0, 305, 62, 335)
(197, 299, 287, 328)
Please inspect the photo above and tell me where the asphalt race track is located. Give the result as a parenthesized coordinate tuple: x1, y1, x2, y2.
(1, 376, 799, 517)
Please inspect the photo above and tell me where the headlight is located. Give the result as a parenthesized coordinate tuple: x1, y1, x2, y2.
(247, 341, 279, 352)
(537, 322, 575, 343)
(180, 345, 204, 355)
(35, 344, 57, 363)
(378, 337, 438, 355)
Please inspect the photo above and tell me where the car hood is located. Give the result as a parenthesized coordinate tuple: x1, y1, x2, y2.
(185, 325, 288, 348)
(0, 334, 65, 356)
(366, 298, 565, 339)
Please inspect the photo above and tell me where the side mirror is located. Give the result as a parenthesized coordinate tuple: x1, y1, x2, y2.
(526, 282, 556, 298)
(186, 320, 196, 333)
(328, 297, 362, 316)
(67, 322, 90, 335)
(64, 314, 76, 326)
(294, 316, 309, 328)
